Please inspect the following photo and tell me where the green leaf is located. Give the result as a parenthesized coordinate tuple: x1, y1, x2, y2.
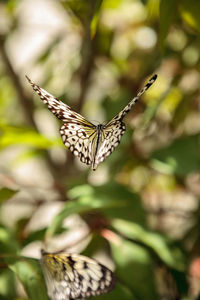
(2, 255, 49, 300)
(0, 188, 18, 204)
(103, 283, 136, 300)
(179, 0, 200, 32)
(46, 184, 125, 237)
(0, 227, 19, 254)
(152, 134, 200, 176)
(111, 219, 186, 270)
(102, 0, 122, 9)
(91, 283, 136, 300)
(110, 237, 157, 300)
(159, 0, 178, 50)
(82, 234, 107, 257)
(90, 0, 103, 38)
(93, 182, 146, 224)
(0, 124, 61, 149)
(0, 269, 16, 299)
(22, 228, 46, 247)
(61, 0, 92, 25)
(47, 182, 146, 237)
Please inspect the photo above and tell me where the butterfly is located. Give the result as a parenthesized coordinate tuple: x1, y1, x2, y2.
(41, 250, 115, 300)
(26, 74, 157, 170)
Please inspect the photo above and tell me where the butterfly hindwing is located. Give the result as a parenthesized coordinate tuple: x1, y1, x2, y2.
(41, 251, 115, 300)
(93, 122, 126, 169)
(60, 123, 97, 165)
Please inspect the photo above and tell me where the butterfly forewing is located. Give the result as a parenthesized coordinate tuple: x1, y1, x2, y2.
(41, 251, 115, 300)
(107, 74, 157, 125)
(25, 76, 93, 125)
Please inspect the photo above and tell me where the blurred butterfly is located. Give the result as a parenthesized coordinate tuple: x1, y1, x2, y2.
(26, 74, 157, 170)
(41, 250, 115, 300)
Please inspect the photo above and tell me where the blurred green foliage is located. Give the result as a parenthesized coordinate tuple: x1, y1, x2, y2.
(0, 0, 200, 299)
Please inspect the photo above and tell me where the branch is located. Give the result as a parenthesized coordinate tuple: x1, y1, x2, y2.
(76, 0, 98, 112)
(0, 35, 67, 201)
(0, 35, 35, 126)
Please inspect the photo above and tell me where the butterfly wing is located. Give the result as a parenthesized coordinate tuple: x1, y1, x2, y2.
(92, 122, 126, 170)
(60, 123, 97, 166)
(26, 74, 157, 170)
(107, 74, 157, 125)
(26, 76, 93, 125)
(26, 76, 98, 167)
(93, 74, 157, 168)
(41, 251, 115, 300)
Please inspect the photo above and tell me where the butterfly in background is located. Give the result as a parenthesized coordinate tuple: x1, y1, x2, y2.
(26, 74, 157, 170)
(41, 250, 115, 300)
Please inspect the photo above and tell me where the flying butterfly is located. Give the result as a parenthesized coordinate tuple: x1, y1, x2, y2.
(26, 74, 157, 170)
(41, 250, 115, 300)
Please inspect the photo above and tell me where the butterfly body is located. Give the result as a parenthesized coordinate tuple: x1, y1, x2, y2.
(41, 250, 115, 300)
(26, 74, 157, 170)
(93, 124, 105, 169)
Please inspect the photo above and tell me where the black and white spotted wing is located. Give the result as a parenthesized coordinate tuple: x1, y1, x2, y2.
(107, 74, 157, 125)
(60, 123, 97, 166)
(26, 74, 157, 170)
(41, 250, 115, 300)
(93, 74, 157, 168)
(26, 76, 97, 167)
(25, 76, 91, 125)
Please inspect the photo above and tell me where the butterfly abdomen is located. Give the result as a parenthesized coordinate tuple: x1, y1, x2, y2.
(92, 125, 105, 170)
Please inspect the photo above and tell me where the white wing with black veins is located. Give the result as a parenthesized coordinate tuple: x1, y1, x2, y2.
(41, 251, 115, 300)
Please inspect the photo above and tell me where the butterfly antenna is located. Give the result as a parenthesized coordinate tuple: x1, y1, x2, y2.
(25, 75, 32, 84)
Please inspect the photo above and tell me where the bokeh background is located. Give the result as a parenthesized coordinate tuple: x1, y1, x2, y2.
(1, 0, 200, 299)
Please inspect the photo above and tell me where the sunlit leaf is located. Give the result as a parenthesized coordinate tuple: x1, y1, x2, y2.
(179, 0, 200, 32)
(110, 237, 157, 300)
(93, 182, 146, 224)
(111, 219, 186, 270)
(102, 0, 122, 9)
(46, 184, 125, 237)
(47, 182, 146, 237)
(90, 0, 103, 39)
(2, 255, 48, 300)
(5, 0, 20, 14)
(0, 124, 61, 149)
(152, 134, 200, 176)
(0, 269, 16, 300)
